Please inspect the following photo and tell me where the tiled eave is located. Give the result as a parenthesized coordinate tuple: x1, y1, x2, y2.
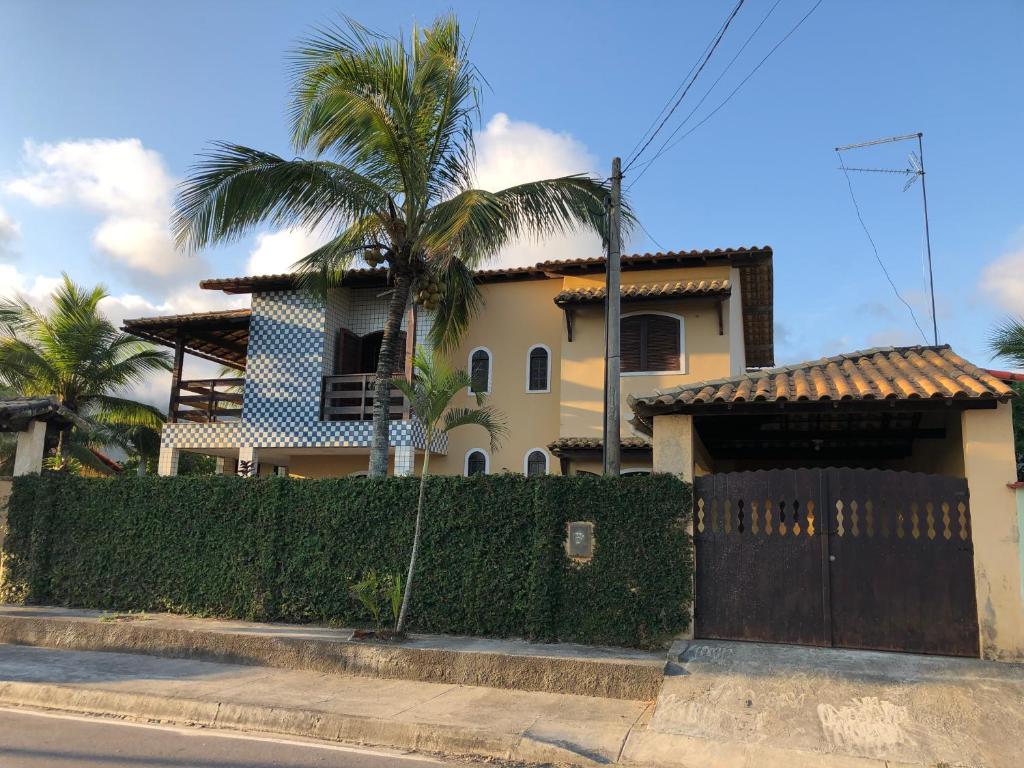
(629, 345, 1015, 434)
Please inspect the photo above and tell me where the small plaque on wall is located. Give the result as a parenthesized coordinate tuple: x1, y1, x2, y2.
(566, 521, 594, 560)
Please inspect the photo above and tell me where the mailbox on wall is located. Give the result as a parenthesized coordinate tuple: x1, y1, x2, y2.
(566, 521, 594, 560)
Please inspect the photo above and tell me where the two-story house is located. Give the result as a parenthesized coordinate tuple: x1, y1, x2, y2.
(124, 246, 773, 478)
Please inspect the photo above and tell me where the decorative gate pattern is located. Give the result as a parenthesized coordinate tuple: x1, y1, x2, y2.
(693, 468, 979, 657)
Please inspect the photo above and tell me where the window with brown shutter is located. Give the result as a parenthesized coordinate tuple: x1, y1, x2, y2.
(621, 314, 681, 372)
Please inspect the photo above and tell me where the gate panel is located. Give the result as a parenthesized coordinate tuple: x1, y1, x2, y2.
(694, 469, 828, 646)
(826, 468, 978, 657)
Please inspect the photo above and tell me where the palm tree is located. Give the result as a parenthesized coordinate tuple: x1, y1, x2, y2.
(173, 15, 615, 476)
(989, 316, 1024, 368)
(0, 275, 171, 472)
(391, 349, 506, 633)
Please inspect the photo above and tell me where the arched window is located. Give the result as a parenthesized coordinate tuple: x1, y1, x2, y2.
(575, 470, 599, 477)
(621, 313, 684, 373)
(525, 449, 548, 477)
(526, 345, 551, 392)
(621, 469, 651, 477)
(468, 347, 491, 394)
(465, 449, 488, 476)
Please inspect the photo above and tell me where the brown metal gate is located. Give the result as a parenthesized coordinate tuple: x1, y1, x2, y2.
(692, 468, 979, 657)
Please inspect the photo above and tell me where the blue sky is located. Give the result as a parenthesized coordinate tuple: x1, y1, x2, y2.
(1, 0, 1022, 387)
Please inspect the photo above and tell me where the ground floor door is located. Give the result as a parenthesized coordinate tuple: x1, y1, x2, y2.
(692, 468, 979, 657)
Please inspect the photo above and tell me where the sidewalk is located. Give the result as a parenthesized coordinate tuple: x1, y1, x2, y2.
(0, 643, 650, 766)
(1, 606, 1021, 767)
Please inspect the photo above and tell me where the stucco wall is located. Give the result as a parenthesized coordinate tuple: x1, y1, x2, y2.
(431, 278, 565, 476)
(961, 403, 1024, 660)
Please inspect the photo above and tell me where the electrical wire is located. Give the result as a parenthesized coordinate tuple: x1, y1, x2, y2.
(623, 0, 746, 173)
(836, 150, 929, 344)
(635, 217, 667, 252)
(627, 0, 825, 191)
(629, 0, 784, 183)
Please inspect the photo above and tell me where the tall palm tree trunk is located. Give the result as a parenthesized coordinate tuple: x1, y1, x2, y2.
(397, 440, 430, 632)
(369, 273, 413, 476)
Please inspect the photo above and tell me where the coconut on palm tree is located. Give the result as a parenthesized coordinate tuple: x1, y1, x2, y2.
(392, 348, 506, 633)
(173, 15, 615, 476)
(0, 275, 171, 473)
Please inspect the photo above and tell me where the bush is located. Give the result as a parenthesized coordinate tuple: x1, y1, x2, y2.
(1, 473, 692, 648)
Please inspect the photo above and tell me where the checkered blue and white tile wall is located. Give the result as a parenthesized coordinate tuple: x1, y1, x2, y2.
(161, 288, 444, 454)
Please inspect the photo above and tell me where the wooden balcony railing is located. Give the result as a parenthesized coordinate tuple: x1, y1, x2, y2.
(321, 374, 409, 421)
(172, 378, 244, 423)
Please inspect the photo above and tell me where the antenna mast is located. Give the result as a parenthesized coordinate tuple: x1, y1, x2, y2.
(836, 132, 938, 345)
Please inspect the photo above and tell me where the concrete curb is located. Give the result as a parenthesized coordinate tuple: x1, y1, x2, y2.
(0, 615, 663, 701)
(0, 680, 609, 767)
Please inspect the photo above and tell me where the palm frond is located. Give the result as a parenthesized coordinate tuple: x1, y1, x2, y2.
(86, 394, 165, 430)
(172, 144, 391, 252)
(427, 259, 481, 353)
(441, 406, 507, 452)
(989, 316, 1024, 368)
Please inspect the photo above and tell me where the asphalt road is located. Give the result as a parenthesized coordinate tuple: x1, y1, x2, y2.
(0, 708, 462, 768)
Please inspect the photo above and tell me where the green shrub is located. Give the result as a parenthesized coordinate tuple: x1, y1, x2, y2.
(0, 473, 692, 648)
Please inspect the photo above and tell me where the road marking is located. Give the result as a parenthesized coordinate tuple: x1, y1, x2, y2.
(0, 705, 443, 763)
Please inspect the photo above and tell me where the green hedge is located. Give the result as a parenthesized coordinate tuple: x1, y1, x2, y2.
(1, 473, 692, 648)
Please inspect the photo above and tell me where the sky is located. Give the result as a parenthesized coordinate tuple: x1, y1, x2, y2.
(1, 1, 1022, 405)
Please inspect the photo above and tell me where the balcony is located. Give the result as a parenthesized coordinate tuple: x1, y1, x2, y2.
(171, 378, 244, 423)
(321, 374, 409, 421)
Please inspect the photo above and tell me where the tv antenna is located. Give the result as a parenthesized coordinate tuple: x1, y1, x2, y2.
(835, 132, 938, 345)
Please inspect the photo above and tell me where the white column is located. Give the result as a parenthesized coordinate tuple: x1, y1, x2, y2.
(215, 457, 226, 475)
(157, 445, 180, 477)
(13, 420, 47, 476)
(239, 446, 259, 477)
(394, 445, 415, 476)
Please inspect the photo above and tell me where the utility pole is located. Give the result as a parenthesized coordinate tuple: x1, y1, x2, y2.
(603, 157, 622, 476)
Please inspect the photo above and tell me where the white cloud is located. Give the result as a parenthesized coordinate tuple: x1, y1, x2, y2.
(0, 206, 19, 259)
(245, 227, 329, 276)
(4, 138, 206, 283)
(979, 247, 1024, 314)
(473, 113, 603, 268)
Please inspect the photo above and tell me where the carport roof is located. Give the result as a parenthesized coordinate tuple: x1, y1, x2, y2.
(630, 345, 1015, 433)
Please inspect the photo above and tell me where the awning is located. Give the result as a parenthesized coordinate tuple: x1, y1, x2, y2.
(630, 345, 1015, 435)
(0, 397, 88, 432)
(122, 309, 251, 369)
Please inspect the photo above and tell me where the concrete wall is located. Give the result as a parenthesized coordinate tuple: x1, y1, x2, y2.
(961, 403, 1024, 660)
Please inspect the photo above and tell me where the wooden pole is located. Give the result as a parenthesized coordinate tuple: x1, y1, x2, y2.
(168, 334, 185, 424)
(603, 157, 622, 476)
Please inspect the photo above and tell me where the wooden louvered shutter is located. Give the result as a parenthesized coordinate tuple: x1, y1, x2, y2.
(621, 316, 643, 372)
(645, 315, 680, 371)
(336, 330, 362, 374)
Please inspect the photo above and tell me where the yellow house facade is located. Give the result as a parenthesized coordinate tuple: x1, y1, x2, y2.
(127, 246, 773, 479)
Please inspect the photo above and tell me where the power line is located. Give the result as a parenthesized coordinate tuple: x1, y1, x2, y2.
(629, 0, 784, 183)
(627, 0, 825, 190)
(635, 217, 667, 252)
(836, 149, 929, 344)
(622, 12, 729, 167)
(623, 0, 746, 173)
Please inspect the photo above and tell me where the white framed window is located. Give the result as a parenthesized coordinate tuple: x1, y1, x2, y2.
(468, 346, 492, 395)
(464, 448, 489, 476)
(620, 311, 686, 375)
(347, 471, 369, 479)
(525, 344, 551, 393)
(621, 469, 651, 477)
(524, 448, 549, 477)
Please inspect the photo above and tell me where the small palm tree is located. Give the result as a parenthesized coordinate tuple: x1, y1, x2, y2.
(392, 349, 506, 633)
(173, 15, 616, 477)
(0, 275, 171, 472)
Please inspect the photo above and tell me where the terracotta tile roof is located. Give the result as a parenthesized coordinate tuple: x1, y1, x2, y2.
(547, 436, 652, 455)
(199, 246, 771, 294)
(630, 345, 1015, 423)
(554, 279, 730, 307)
